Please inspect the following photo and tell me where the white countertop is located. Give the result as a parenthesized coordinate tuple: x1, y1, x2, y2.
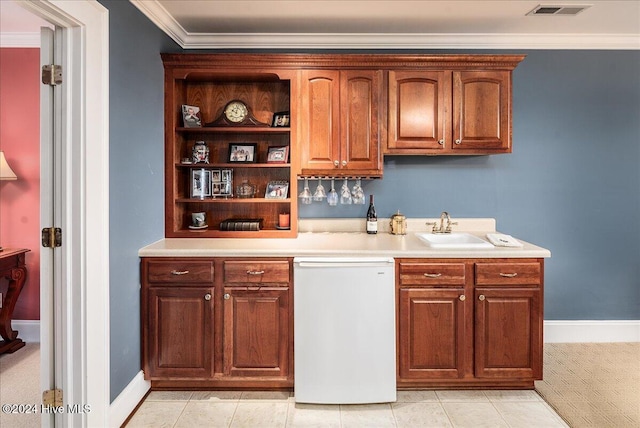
(139, 218, 551, 259)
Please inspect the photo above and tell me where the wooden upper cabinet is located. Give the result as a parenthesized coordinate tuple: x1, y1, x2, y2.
(453, 71, 511, 153)
(300, 69, 383, 176)
(387, 71, 450, 153)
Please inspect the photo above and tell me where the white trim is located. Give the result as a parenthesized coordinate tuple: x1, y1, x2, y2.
(129, 1, 640, 50)
(109, 371, 150, 428)
(12, 320, 40, 343)
(544, 320, 640, 343)
(0, 32, 41, 47)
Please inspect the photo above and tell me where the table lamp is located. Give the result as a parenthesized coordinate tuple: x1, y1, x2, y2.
(0, 151, 18, 251)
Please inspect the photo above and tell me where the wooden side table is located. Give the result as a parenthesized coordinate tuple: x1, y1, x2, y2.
(0, 248, 30, 354)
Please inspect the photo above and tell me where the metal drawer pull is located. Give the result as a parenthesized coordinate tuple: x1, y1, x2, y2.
(499, 272, 518, 278)
(223, 293, 230, 300)
(478, 295, 485, 301)
(204, 293, 211, 301)
(459, 295, 466, 301)
(171, 270, 189, 275)
(423, 273, 442, 278)
(247, 270, 265, 275)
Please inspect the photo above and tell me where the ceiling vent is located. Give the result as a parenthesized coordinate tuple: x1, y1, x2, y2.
(527, 4, 591, 16)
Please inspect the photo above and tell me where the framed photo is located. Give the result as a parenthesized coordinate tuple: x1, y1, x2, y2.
(228, 143, 257, 163)
(182, 104, 202, 128)
(211, 168, 233, 198)
(190, 168, 211, 199)
(265, 181, 289, 199)
(271, 111, 290, 127)
(266, 146, 289, 164)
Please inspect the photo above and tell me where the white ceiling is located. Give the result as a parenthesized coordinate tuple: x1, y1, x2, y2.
(1, 1, 639, 49)
(131, 0, 640, 49)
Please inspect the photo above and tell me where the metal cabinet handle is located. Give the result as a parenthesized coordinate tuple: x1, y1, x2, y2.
(423, 273, 442, 278)
(478, 295, 485, 301)
(459, 295, 466, 301)
(247, 270, 265, 275)
(171, 270, 189, 275)
(342, 160, 347, 166)
(223, 293, 230, 300)
(499, 273, 518, 278)
(455, 139, 461, 145)
(438, 139, 445, 145)
(334, 160, 339, 166)
(204, 293, 212, 301)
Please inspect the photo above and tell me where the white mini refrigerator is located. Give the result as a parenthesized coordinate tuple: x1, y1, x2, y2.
(293, 257, 396, 404)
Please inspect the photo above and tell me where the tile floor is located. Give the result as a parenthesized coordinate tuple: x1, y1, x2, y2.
(125, 389, 568, 427)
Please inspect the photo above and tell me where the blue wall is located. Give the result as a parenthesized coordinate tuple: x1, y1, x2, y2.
(101, 0, 640, 402)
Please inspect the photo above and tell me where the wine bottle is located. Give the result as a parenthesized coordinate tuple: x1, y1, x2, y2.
(366, 195, 378, 234)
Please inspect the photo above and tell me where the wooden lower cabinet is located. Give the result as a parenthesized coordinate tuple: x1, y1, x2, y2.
(141, 257, 293, 389)
(397, 258, 543, 388)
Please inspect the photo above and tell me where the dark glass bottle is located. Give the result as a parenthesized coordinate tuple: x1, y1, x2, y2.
(366, 195, 378, 234)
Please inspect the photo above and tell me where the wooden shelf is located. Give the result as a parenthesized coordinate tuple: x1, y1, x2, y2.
(177, 127, 290, 134)
(176, 163, 290, 169)
(176, 198, 291, 204)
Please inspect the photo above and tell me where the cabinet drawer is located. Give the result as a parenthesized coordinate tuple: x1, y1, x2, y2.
(223, 260, 290, 284)
(399, 262, 466, 286)
(146, 260, 214, 284)
(475, 263, 541, 286)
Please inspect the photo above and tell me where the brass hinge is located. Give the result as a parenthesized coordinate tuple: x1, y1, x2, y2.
(42, 388, 63, 407)
(42, 64, 62, 86)
(42, 227, 62, 248)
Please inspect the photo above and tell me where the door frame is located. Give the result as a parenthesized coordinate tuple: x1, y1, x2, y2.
(21, 0, 110, 426)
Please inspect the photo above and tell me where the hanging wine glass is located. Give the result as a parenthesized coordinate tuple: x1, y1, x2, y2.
(352, 178, 365, 205)
(312, 177, 327, 201)
(327, 178, 338, 206)
(340, 178, 352, 205)
(299, 178, 312, 205)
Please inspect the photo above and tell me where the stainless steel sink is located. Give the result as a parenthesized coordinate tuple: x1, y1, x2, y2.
(416, 232, 494, 249)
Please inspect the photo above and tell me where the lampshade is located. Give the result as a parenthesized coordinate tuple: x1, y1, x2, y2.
(0, 151, 17, 180)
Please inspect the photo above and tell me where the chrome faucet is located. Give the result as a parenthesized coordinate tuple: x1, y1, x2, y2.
(426, 211, 458, 234)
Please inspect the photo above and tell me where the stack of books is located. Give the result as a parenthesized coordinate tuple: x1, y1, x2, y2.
(219, 218, 263, 231)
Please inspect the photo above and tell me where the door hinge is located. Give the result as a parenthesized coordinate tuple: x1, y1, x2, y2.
(42, 64, 62, 86)
(42, 388, 63, 407)
(42, 227, 62, 248)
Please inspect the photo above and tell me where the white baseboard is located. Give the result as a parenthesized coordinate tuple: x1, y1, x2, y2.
(12, 320, 40, 343)
(544, 320, 640, 343)
(109, 370, 150, 427)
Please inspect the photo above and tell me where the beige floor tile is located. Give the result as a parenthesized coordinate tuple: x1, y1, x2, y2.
(190, 390, 243, 402)
(174, 401, 237, 428)
(441, 402, 508, 428)
(396, 389, 439, 402)
(231, 401, 288, 427)
(483, 389, 542, 402)
(436, 390, 489, 402)
(125, 401, 187, 428)
(493, 401, 567, 428)
(286, 403, 341, 428)
(340, 403, 396, 428)
(240, 390, 291, 401)
(145, 390, 193, 401)
(392, 402, 452, 427)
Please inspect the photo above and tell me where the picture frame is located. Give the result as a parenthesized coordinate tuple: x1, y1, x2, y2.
(265, 181, 289, 199)
(211, 168, 233, 198)
(271, 111, 290, 127)
(182, 104, 202, 128)
(266, 146, 290, 164)
(190, 168, 211, 199)
(228, 143, 257, 163)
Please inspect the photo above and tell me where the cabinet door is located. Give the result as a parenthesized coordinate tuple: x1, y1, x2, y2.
(299, 70, 341, 172)
(453, 71, 511, 153)
(474, 288, 542, 380)
(340, 70, 382, 172)
(146, 287, 214, 378)
(387, 70, 450, 153)
(398, 288, 466, 380)
(223, 288, 290, 378)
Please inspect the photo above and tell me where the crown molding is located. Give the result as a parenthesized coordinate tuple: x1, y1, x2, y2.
(0, 32, 40, 48)
(130, 0, 639, 50)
